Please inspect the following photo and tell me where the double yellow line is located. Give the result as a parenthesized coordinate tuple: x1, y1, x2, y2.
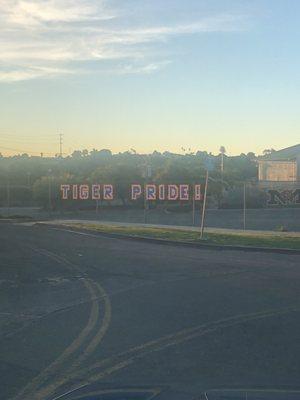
(61, 305, 300, 394)
(12, 248, 111, 400)
(12, 247, 300, 400)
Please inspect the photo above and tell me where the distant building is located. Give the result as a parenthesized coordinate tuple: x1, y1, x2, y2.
(258, 144, 300, 183)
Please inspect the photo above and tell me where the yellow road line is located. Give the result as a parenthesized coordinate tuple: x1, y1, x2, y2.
(71, 282, 111, 363)
(77, 306, 300, 386)
(34, 282, 112, 400)
(61, 388, 161, 400)
(12, 249, 103, 400)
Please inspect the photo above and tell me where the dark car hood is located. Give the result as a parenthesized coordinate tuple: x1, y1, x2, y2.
(56, 384, 300, 400)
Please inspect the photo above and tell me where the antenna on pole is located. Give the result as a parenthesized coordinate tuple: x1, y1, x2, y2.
(59, 133, 63, 158)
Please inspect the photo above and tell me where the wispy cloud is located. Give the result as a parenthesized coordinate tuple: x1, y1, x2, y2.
(0, 65, 75, 82)
(0, 1, 247, 82)
(113, 60, 172, 75)
(0, 0, 114, 26)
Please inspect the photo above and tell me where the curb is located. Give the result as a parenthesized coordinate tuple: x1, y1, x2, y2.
(36, 223, 300, 256)
(0, 218, 35, 223)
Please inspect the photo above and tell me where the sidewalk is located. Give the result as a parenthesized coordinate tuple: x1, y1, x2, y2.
(45, 219, 300, 238)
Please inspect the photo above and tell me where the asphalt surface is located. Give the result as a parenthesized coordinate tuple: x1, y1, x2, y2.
(0, 222, 300, 400)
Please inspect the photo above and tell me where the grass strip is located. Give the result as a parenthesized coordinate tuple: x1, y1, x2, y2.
(69, 223, 300, 250)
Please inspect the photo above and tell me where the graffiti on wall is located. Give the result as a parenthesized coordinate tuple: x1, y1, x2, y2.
(267, 189, 300, 206)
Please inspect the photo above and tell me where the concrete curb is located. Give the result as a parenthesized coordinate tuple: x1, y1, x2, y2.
(0, 218, 35, 223)
(37, 222, 300, 256)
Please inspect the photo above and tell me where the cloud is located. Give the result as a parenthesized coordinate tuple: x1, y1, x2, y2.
(0, 1, 247, 82)
(0, 0, 114, 26)
(113, 60, 172, 75)
(0, 66, 75, 82)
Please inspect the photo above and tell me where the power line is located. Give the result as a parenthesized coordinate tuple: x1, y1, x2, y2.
(0, 133, 58, 139)
(0, 132, 65, 156)
(0, 137, 58, 144)
(0, 145, 55, 156)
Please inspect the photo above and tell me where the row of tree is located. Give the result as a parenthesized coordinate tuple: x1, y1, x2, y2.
(0, 149, 259, 208)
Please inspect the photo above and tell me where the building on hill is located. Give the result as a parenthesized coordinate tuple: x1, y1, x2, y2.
(258, 144, 300, 183)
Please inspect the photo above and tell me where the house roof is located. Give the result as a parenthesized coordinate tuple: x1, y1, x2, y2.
(262, 144, 300, 161)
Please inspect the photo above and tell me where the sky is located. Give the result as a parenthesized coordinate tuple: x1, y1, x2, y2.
(0, 0, 300, 157)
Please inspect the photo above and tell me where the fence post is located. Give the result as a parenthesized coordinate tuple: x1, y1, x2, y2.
(200, 170, 209, 239)
(48, 169, 52, 217)
(144, 183, 147, 224)
(6, 177, 10, 213)
(243, 182, 246, 230)
(192, 186, 195, 226)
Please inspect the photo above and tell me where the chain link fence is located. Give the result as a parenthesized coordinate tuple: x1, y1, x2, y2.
(1, 182, 300, 232)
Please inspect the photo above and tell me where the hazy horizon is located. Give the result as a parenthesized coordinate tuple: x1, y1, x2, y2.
(0, 142, 292, 158)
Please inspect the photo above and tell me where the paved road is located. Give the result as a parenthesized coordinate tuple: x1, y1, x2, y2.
(0, 222, 300, 400)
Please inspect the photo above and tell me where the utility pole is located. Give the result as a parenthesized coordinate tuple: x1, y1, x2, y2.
(221, 152, 224, 175)
(59, 133, 63, 158)
(219, 146, 226, 182)
(143, 163, 152, 224)
(200, 170, 209, 239)
(200, 156, 214, 239)
(192, 185, 196, 226)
